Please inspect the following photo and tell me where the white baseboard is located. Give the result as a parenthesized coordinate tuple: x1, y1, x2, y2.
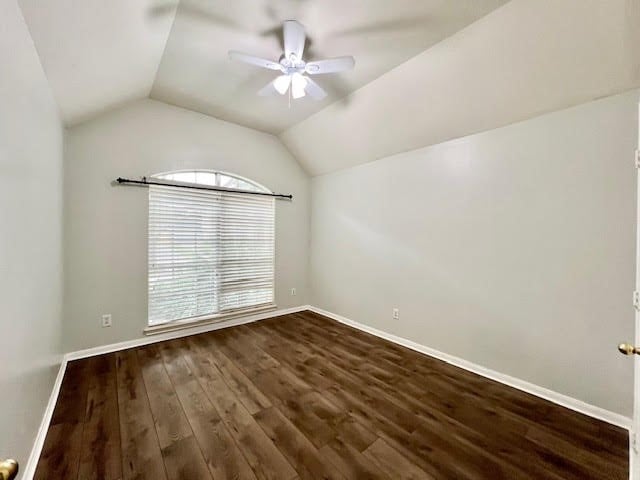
(22, 304, 309, 479)
(22, 356, 68, 480)
(307, 305, 632, 430)
(65, 304, 310, 361)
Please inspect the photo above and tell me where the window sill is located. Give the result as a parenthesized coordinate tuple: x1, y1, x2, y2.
(143, 304, 277, 336)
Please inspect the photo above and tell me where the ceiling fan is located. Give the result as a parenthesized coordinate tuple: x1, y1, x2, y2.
(229, 20, 355, 101)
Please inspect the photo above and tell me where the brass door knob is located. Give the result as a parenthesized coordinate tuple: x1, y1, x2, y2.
(618, 343, 640, 355)
(0, 459, 18, 480)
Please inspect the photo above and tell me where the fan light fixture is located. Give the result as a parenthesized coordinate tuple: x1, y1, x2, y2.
(228, 20, 355, 102)
(291, 73, 307, 99)
(273, 75, 291, 95)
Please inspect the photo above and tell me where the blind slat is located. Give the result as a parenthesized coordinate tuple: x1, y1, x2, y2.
(148, 184, 275, 326)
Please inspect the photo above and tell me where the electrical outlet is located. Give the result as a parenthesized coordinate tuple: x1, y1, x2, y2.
(291, 287, 296, 296)
(101, 314, 112, 328)
(392, 308, 399, 320)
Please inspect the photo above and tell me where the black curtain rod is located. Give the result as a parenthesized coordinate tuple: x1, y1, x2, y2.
(115, 177, 293, 200)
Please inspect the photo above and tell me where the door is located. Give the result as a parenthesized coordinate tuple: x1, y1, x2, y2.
(635, 106, 640, 480)
(629, 104, 640, 480)
(619, 103, 640, 479)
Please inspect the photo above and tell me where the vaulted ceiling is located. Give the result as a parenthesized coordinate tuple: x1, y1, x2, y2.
(17, 0, 507, 131)
(15, 0, 640, 176)
(18, 0, 177, 126)
(282, 0, 640, 175)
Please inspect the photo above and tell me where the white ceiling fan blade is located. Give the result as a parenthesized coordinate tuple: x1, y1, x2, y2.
(257, 80, 279, 97)
(229, 51, 282, 71)
(303, 76, 327, 100)
(283, 20, 305, 61)
(291, 73, 306, 99)
(305, 56, 355, 75)
(257, 76, 291, 97)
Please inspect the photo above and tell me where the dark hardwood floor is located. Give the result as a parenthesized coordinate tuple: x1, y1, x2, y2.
(35, 310, 628, 479)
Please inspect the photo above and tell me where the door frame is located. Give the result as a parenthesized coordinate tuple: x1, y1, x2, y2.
(632, 103, 640, 480)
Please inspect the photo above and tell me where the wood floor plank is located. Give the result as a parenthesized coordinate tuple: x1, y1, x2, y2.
(183, 337, 298, 480)
(363, 438, 433, 480)
(206, 328, 280, 373)
(159, 339, 258, 480)
(240, 326, 332, 391)
(116, 349, 167, 480)
(33, 422, 84, 480)
(50, 358, 91, 424)
(271, 391, 347, 449)
(34, 358, 92, 480)
(137, 345, 193, 449)
(331, 415, 379, 453)
(35, 311, 628, 480)
(157, 339, 196, 387)
(318, 436, 390, 480)
(162, 436, 213, 480)
(254, 406, 346, 480)
(192, 335, 272, 415)
(137, 344, 214, 479)
(248, 364, 314, 407)
(526, 424, 627, 480)
(177, 379, 258, 480)
(408, 422, 535, 480)
(321, 386, 427, 470)
(78, 354, 122, 480)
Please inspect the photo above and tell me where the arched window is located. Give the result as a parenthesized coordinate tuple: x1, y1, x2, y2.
(147, 170, 275, 327)
(154, 170, 270, 193)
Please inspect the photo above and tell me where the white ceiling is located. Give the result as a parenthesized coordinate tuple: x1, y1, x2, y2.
(16, 0, 507, 132)
(282, 0, 640, 175)
(150, 0, 508, 133)
(16, 0, 639, 177)
(18, 0, 177, 126)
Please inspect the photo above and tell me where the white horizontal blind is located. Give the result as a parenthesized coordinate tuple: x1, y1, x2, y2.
(148, 185, 275, 326)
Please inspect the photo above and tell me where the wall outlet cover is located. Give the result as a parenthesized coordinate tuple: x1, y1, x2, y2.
(101, 314, 112, 327)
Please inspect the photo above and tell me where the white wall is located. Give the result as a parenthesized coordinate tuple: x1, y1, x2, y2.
(310, 90, 638, 416)
(0, 0, 64, 474)
(64, 99, 310, 352)
(282, 0, 640, 175)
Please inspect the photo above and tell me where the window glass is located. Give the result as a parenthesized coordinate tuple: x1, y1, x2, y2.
(155, 170, 268, 192)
